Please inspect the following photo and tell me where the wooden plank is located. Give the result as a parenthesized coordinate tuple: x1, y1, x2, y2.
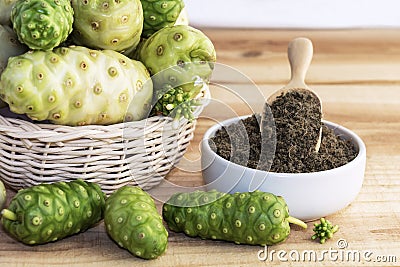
(203, 29, 400, 84)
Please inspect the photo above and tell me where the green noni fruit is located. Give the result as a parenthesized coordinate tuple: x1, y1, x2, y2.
(163, 190, 307, 246)
(138, 25, 216, 93)
(1, 180, 106, 245)
(104, 186, 168, 260)
(141, 0, 185, 38)
(11, 0, 74, 50)
(0, 46, 153, 126)
(138, 25, 215, 120)
(71, 0, 143, 54)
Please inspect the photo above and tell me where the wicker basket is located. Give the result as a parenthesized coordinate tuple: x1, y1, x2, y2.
(0, 86, 210, 195)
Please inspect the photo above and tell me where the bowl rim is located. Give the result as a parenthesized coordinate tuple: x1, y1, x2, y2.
(202, 114, 366, 177)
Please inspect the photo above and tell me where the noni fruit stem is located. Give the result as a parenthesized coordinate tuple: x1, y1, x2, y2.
(11, 0, 74, 50)
(311, 217, 339, 244)
(287, 216, 308, 229)
(1, 208, 17, 221)
(1, 180, 106, 245)
(104, 186, 168, 260)
(163, 190, 307, 246)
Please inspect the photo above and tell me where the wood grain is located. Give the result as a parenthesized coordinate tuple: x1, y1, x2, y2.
(1, 29, 400, 266)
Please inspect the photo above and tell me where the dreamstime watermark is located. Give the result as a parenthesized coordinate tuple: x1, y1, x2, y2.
(257, 239, 397, 263)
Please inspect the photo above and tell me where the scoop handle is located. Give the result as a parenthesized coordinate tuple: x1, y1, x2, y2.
(285, 37, 313, 90)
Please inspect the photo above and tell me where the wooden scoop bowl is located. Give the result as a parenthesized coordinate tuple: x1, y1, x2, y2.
(262, 37, 322, 152)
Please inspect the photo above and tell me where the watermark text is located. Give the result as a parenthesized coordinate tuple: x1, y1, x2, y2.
(257, 239, 397, 263)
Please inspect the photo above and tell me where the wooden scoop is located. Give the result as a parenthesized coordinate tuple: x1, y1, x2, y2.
(262, 37, 322, 152)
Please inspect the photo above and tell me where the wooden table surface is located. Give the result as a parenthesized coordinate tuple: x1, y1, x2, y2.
(1, 28, 400, 266)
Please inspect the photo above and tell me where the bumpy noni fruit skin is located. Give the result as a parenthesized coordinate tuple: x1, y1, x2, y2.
(138, 25, 216, 95)
(0, 180, 106, 245)
(163, 190, 307, 246)
(0, 46, 153, 126)
(11, 0, 74, 50)
(104, 186, 168, 260)
(71, 0, 143, 54)
(141, 0, 185, 38)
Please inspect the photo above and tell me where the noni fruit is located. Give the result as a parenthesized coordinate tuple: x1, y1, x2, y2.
(138, 25, 216, 92)
(141, 0, 185, 39)
(0, 45, 153, 126)
(0, 0, 18, 25)
(163, 190, 307, 246)
(0, 180, 106, 245)
(71, 0, 143, 54)
(0, 180, 6, 210)
(11, 0, 74, 50)
(104, 186, 168, 260)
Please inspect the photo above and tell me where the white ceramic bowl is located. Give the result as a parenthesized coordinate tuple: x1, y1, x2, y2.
(201, 115, 366, 221)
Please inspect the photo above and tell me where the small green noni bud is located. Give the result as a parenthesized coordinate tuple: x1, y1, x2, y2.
(104, 186, 168, 260)
(0, 179, 6, 209)
(311, 217, 339, 244)
(151, 85, 201, 121)
(0, 180, 106, 245)
(162, 190, 307, 246)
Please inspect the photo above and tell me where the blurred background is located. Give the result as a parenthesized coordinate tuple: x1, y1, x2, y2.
(185, 0, 400, 29)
